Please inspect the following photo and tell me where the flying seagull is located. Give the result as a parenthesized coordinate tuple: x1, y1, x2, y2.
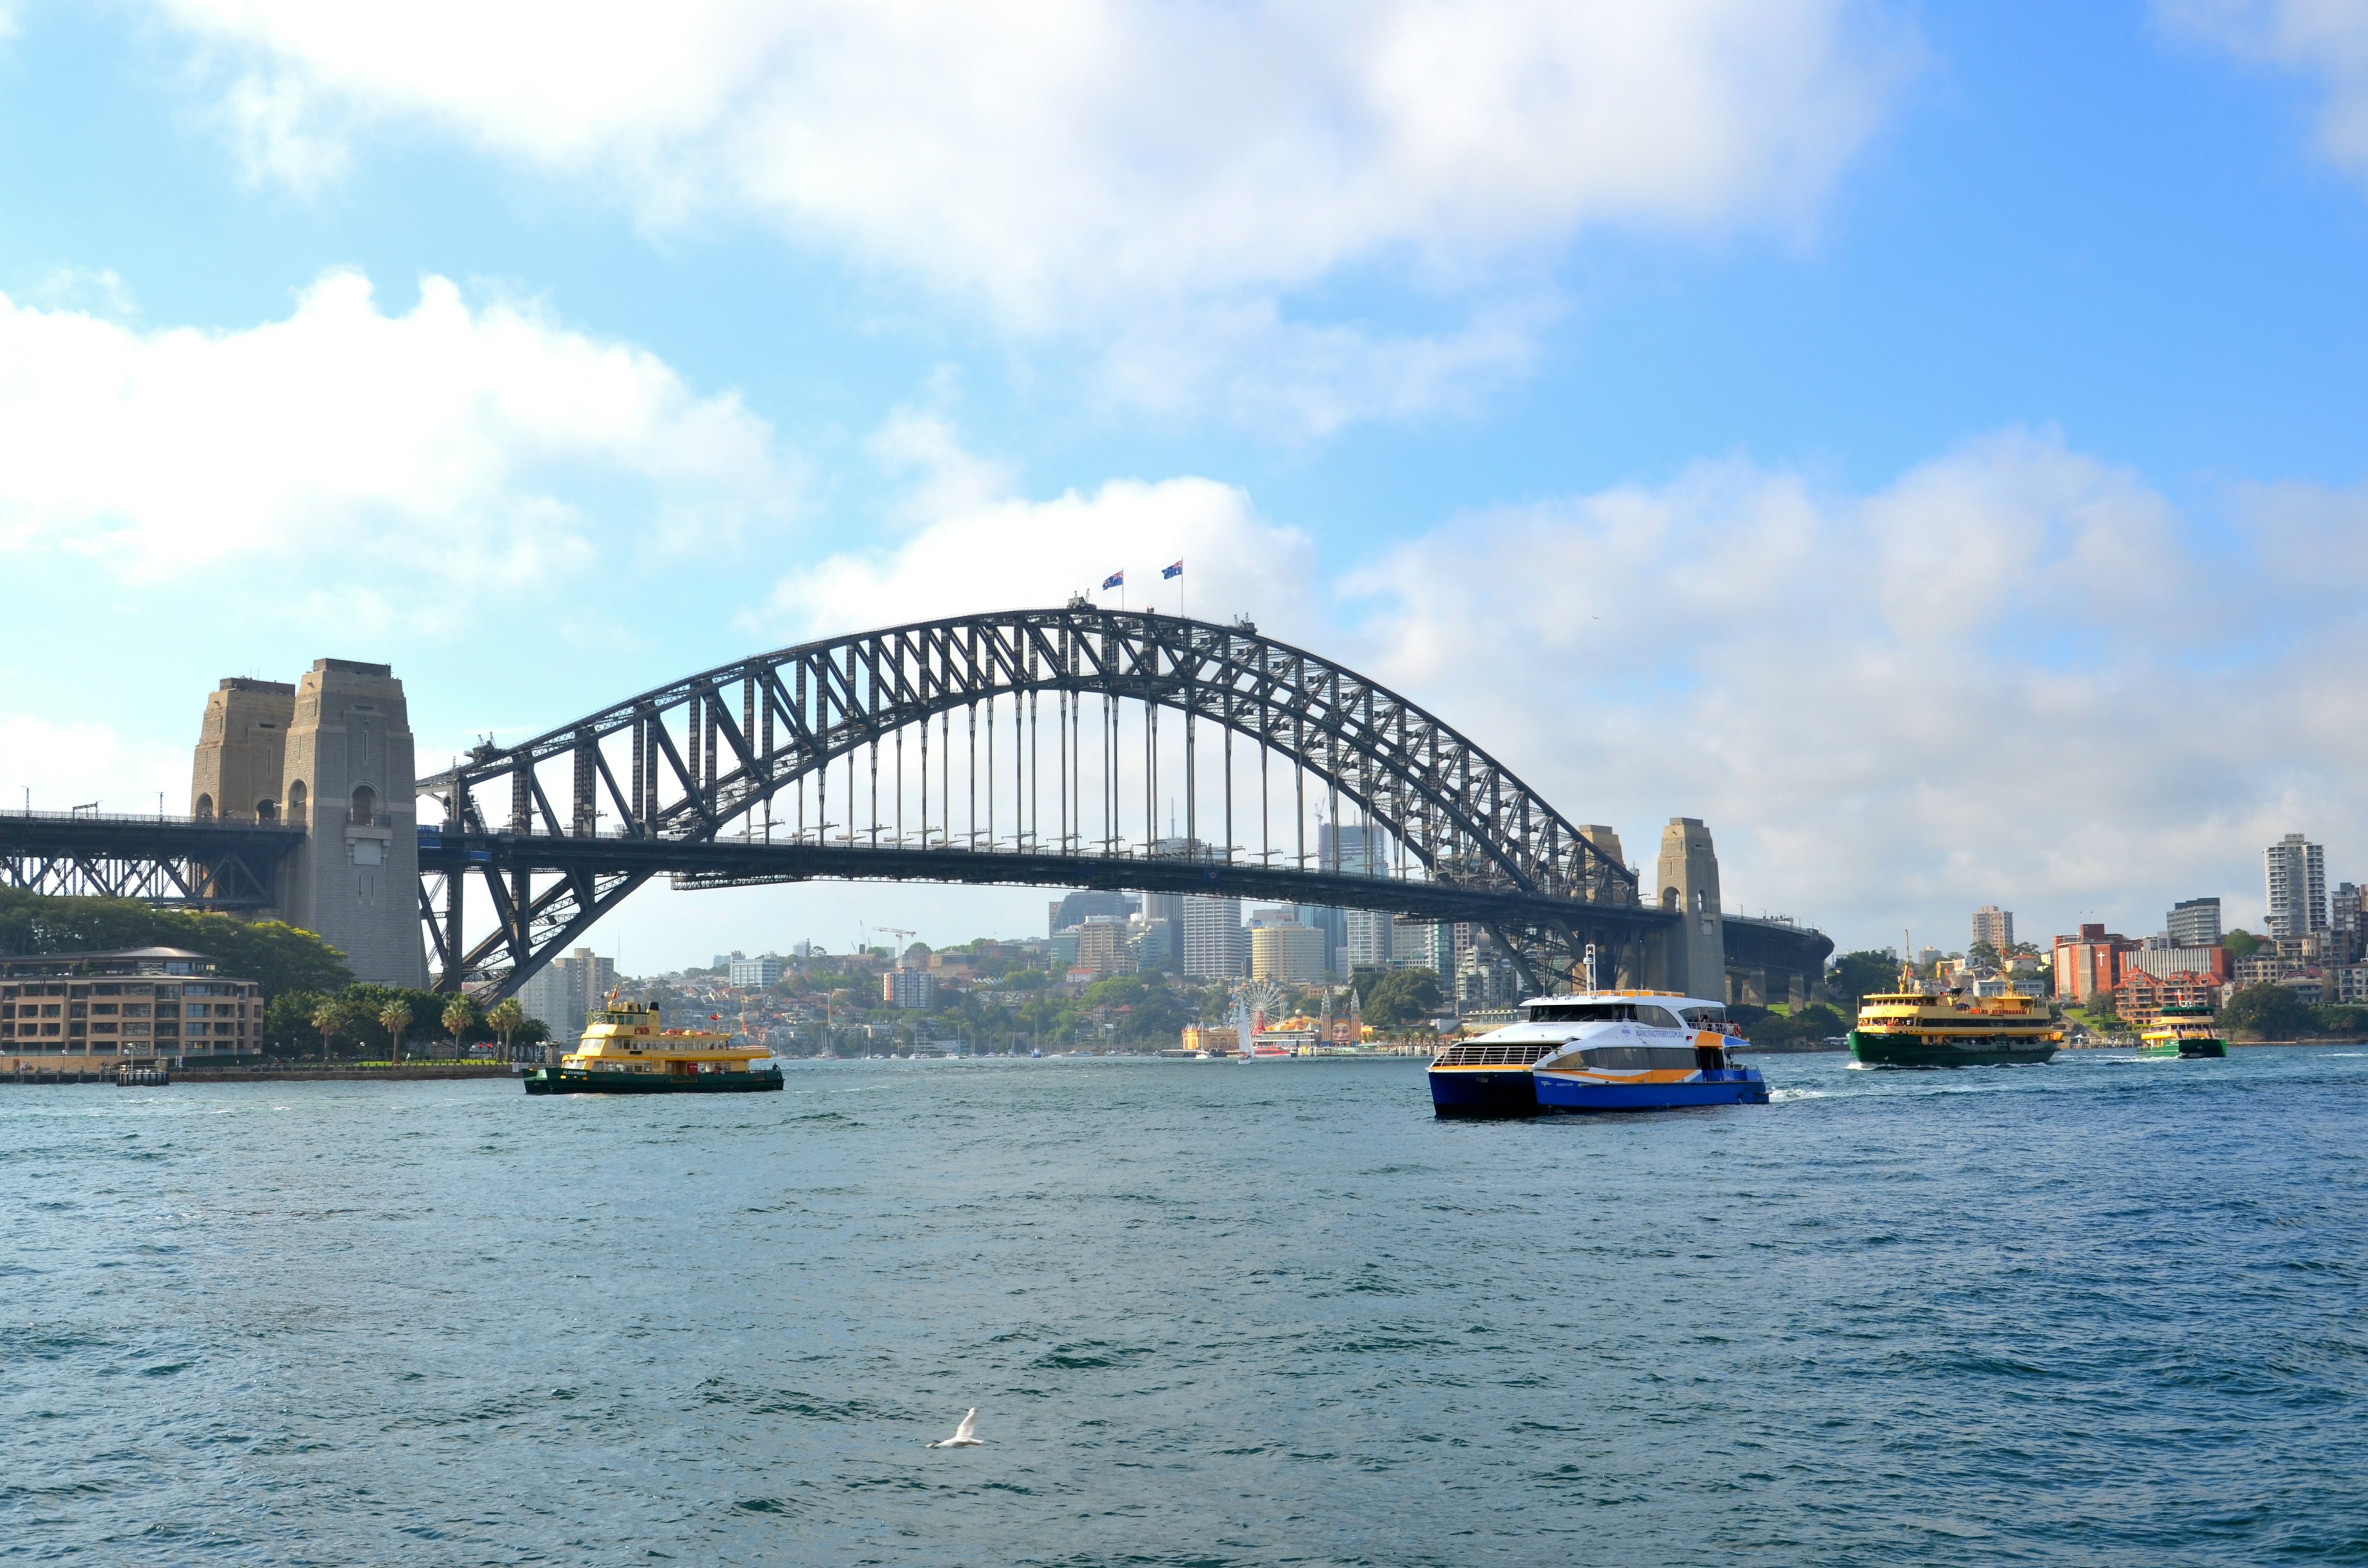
(927, 1408, 982, 1448)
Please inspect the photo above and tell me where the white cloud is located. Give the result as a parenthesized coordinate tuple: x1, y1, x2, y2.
(1344, 430, 2368, 950)
(0, 269, 789, 583)
(765, 468, 1315, 639)
(2161, 0, 2368, 181)
(143, 1, 1920, 430)
(0, 716, 187, 816)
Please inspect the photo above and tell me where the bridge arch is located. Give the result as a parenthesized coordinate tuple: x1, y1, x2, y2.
(417, 607, 1659, 999)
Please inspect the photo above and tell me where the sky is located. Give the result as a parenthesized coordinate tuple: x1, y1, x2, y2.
(3, 0, 2367, 969)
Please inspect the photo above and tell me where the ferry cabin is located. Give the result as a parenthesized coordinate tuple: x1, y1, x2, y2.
(559, 1001, 773, 1080)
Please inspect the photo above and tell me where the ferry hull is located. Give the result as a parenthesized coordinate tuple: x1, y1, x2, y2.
(524, 1066, 785, 1094)
(1427, 1065, 1539, 1117)
(1531, 1068, 1768, 1112)
(2140, 1037, 2227, 1059)
(1848, 1030, 2056, 1068)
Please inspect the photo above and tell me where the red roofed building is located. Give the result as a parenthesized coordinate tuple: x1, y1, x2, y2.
(2052, 924, 2141, 1001)
(2111, 970, 2221, 1025)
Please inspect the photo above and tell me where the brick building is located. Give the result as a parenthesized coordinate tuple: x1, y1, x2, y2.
(2052, 924, 2141, 1001)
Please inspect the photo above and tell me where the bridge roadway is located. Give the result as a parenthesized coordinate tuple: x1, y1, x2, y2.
(0, 811, 303, 909)
(414, 826, 1680, 940)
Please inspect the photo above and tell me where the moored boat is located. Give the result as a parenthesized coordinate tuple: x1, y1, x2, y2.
(1848, 977, 2060, 1067)
(1429, 991, 1766, 1115)
(2137, 1004, 2227, 1059)
(524, 998, 784, 1094)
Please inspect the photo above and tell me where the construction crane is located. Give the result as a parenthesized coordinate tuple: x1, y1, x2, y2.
(871, 926, 918, 966)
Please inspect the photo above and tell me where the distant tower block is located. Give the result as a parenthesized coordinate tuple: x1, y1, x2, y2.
(1655, 818, 1725, 999)
(274, 659, 429, 988)
(189, 678, 297, 823)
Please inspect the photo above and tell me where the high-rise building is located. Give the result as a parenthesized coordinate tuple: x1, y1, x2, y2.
(2166, 897, 2222, 948)
(1971, 906, 2013, 953)
(1182, 895, 1247, 978)
(2265, 834, 2327, 940)
(1343, 909, 1391, 970)
(2051, 924, 2138, 1001)
(1073, 916, 1135, 980)
(522, 946, 617, 1040)
(1048, 890, 1137, 937)
(729, 954, 783, 989)
(1139, 891, 1186, 970)
(1391, 915, 1449, 971)
(882, 968, 935, 1008)
(1250, 922, 1327, 983)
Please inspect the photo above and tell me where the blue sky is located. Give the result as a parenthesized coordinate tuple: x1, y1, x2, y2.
(3, 0, 2366, 967)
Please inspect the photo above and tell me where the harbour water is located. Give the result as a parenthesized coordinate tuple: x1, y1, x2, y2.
(4, 1048, 2364, 1565)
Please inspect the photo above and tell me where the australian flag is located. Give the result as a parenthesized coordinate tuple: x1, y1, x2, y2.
(1161, 560, 1183, 579)
(1101, 570, 1124, 589)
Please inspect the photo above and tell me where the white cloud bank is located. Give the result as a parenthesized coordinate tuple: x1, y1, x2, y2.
(1342, 430, 2368, 948)
(2162, 0, 2368, 183)
(146, 1, 1920, 430)
(0, 269, 787, 581)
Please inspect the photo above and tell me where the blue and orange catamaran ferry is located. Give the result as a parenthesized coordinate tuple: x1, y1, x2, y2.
(1428, 990, 1767, 1117)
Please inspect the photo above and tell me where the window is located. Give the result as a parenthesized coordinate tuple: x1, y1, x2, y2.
(256, 799, 278, 823)
(1637, 1005, 1684, 1030)
(1679, 1006, 1727, 1027)
(350, 784, 379, 827)
(194, 794, 213, 819)
(287, 781, 306, 825)
(1526, 1001, 1635, 1024)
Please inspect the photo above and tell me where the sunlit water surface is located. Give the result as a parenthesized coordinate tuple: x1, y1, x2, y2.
(4, 1048, 2364, 1565)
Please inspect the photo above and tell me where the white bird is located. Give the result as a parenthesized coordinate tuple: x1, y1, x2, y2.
(927, 1408, 982, 1448)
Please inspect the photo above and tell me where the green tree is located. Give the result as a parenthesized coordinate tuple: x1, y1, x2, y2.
(0, 889, 350, 999)
(1827, 950, 1901, 1010)
(379, 999, 413, 1063)
(2223, 929, 2263, 961)
(2220, 982, 2311, 1040)
(1967, 939, 2002, 971)
(1363, 967, 1444, 1029)
(441, 995, 479, 1059)
(487, 998, 525, 1059)
(2312, 1003, 2368, 1039)
(310, 996, 342, 1061)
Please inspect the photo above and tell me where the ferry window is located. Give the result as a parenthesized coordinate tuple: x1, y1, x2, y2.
(1637, 1006, 1684, 1030)
(1679, 1006, 1727, 1027)
(1526, 1002, 1634, 1024)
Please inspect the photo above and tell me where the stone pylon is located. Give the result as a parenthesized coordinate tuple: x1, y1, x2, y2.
(1654, 817, 1725, 1001)
(197, 659, 430, 988)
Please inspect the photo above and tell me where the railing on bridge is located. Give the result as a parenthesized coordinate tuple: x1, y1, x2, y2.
(0, 811, 306, 909)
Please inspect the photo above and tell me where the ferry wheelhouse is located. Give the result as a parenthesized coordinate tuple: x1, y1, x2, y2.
(524, 999, 783, 1095)
(1428, 992, 1766, 1117)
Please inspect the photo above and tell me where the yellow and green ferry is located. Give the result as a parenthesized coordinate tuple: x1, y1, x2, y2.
(1849, 979, 2061, 1068)
(2136, 1004, 2228, 1059)
(524, 999, 783, 1094)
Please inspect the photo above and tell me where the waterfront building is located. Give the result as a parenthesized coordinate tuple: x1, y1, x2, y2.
(2325, 964, 2368, 1004)
(2051, 924, 2140, 1001)
(1972, 906, 2014, 952)
(1, 947, 261, 1072)
(1391, 915, 1449, 971)
(2234, 953, 2290, 988)
(1251, 921, 1327, 984)
(882, 967, 936, 1009)
(2124, 945, 2233, 984)
(2265, 833, 2327, 940)
(2111, 970, 2222, 1026)
(1182, 895, 1247, 978)
(729, 953, 783, 989)
(2166, 897, 2222, 948)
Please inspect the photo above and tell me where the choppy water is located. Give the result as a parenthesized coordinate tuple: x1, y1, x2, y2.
(4, 1047, 2364, 1566)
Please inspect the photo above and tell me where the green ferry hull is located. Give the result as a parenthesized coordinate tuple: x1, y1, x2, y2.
(524, 1066, 784, 1094)
(1848, 1030, 2057, 1068)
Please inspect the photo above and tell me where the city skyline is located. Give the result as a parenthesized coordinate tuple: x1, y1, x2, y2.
(4, 6, 2367, 966)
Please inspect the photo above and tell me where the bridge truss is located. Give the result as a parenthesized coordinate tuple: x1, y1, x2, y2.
(417, 606, 1666, 1000)
(0, 812, 305, 910)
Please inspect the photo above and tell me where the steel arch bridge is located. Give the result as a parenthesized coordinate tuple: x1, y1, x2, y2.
(415, 605, 1677, 1000)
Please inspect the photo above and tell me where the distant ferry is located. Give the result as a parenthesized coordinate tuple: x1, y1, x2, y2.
(1428, 992, 1767, 1116)
(524, 999, 784, 1094)
(1849, 977, 2060, 1067)
(2137, 1004, 2228, 1059)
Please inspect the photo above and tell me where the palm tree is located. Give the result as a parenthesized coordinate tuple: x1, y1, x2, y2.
(442, 995, 479, 1061)
(378, 1000, 411, 1065)
(486, 998, 525, 1062)
(310, 999, 341, 1063)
